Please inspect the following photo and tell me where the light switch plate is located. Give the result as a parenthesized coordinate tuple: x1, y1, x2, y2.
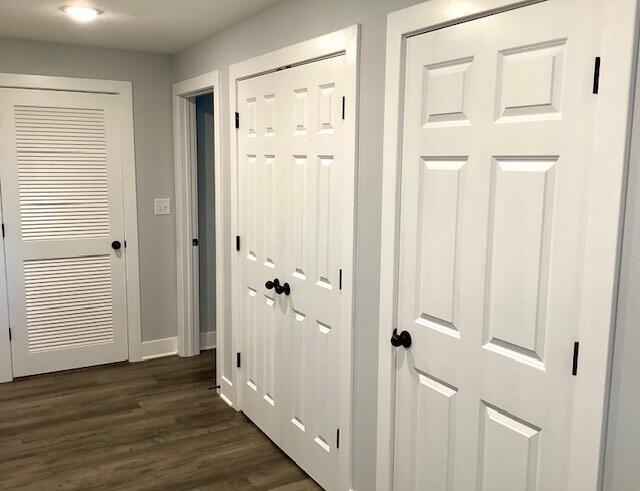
(154, 198, 171, 215)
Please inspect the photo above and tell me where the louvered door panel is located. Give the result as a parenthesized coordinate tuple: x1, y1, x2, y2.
(15, 106, 110, 241)
(1, 88, 128, 377)
(24, 255, 114, 352)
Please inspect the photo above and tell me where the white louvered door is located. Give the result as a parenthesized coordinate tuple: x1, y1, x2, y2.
(0, 88, 128, 377)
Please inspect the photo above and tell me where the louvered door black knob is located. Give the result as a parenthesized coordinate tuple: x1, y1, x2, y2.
(265, 280, 275, 290)
(111, 240, 122, 250)
(391, 328, 412, 348)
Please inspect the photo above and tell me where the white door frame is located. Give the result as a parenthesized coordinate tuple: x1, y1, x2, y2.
(376, 1, 639, 489)
(0, 73, 142, 383)
(173, 71, 223, 359)
(229, 25, 359, 490)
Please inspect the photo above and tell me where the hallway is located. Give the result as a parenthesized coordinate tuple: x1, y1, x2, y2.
(0, 351, 320, 490)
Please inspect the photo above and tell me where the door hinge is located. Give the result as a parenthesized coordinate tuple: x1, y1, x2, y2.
(593, 57, 601, 94)
(8, 327, 11, 341)
(236, 235, 240, 251)
(572, 341, 580, 376)
(1, 223, 4, 238)
(339, 269, 343, 291)
(235, 112, 240, 129)
(236, 352, 241, 368)
(192, 238, 199, 246)
(336, 428, 340, 449)
(341, 96, 346, 120)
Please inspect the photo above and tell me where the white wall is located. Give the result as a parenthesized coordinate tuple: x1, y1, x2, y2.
(0, 37, 176, 343)
(172, 1, 423, 488)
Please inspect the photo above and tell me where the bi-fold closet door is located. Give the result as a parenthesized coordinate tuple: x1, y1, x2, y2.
(237, 54, 347, 490)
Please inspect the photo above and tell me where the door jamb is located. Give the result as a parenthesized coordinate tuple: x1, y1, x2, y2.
(0, 73, 142, 383)
(173, 71, 223, 359)
(376, 0, 638, 489)
(229, 25, 360, 490)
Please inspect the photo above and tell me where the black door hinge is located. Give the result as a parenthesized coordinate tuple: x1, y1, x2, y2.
(593, 57, 601, 94)
(341, 96, 345, 120)
(235, 112, 240, 129)
(8, 327, 11, 341)
(236, 352, 241, 368)
(236, 235, 240, 251)
(192, 238, 199, 246)
(339, 269, 343, 291)
(336, 428, 340, 449)
(572, 341, 580, 376)
(1, 223, 4, 238)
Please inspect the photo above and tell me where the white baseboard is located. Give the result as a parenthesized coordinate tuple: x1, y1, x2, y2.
(142, 336, 178, 360)
(200, 330, 216, 350)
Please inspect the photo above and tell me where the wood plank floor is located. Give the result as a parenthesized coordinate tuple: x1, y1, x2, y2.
(0, 350, 321, 490)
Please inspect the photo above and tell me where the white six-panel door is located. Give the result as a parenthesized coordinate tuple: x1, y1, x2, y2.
(394, 1, 599, 489)
(237, 54, 347, 490)
(0, 88, 128, 377)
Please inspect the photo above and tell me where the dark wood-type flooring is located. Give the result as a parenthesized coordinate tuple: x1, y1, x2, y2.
(0, 350, 321, 490)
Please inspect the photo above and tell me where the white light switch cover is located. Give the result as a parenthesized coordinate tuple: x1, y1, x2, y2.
(154, 198, 171, 215)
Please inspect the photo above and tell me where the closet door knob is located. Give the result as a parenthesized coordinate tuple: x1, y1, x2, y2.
(390, 328, 412, 349)
(111, 240, 122, 250)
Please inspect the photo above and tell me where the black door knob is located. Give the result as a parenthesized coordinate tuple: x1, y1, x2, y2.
(390, 328, 412, 348)
(265, 280, 275, 290)
(111, 240, 122, 250)
(276, 282, 290, 296)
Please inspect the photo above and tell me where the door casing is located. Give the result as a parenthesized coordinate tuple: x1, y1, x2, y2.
(0, 73, 141, 382)
(229, 25, 359, 490)
(376, 1, 639, 490)
(173, 71, 223, 361)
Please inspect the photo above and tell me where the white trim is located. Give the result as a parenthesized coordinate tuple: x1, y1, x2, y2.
(142, 336, 178, 360)
(376, 1, 638, 490)
(229, 25, 359, 491)
(173, 70, 223, 360)
(0, 72, 142, 379)
(200, 330, 216, 350)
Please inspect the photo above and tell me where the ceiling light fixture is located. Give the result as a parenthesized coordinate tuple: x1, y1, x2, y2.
(60, 5, 102, 23)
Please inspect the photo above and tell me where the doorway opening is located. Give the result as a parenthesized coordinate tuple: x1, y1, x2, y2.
(194, 93, 216, 352)
(173, 71, 224, 383)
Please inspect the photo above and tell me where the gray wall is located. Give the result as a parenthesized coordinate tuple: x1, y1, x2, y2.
(0, 37, 176, 342)
(196, 93, 216, 336)
(172, 1, 423, 489)
(603, 44, 640, 491)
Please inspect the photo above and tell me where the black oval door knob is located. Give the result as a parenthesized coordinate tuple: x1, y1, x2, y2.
(265, 280, 275, 290)
(111, 240, 122, 250)
(390, 328, 412, 349)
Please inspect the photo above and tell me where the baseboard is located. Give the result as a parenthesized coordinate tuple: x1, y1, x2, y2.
(200, 330, 216, 350)
(142, 336, 178, 360)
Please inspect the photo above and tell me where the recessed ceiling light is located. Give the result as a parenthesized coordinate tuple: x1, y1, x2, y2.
(60, 5, 102, 23)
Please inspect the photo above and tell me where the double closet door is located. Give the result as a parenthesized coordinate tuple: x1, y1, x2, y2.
(0, 88, 128, 377)
(237, 54, 347, 490)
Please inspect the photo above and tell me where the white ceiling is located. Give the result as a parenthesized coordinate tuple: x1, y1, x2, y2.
(0, 0, 285, 54)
